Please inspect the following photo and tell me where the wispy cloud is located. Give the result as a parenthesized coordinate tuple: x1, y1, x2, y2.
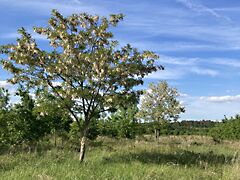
(158, 55, 198, 66)
(190, 67, 219, 77)
(176, 0, 232, 22)
(145, 68, 186, 80)
(2, 0, 240, 53)
(0, 0, 105, 16)
(144, 55, 221, 80)
(212, 58, 240, 68)
(0, 32, 47, 41)
(122, 27, 240, 52)
(145, 66, 218, 80)
(116, 1, 240, 53)
(213, 7, 240, 12)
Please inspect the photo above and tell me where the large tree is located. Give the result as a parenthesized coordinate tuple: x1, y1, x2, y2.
(138, 81, 185, 140)
(0, 10, 162, 161)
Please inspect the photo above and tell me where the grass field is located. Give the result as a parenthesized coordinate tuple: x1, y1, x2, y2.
(0, 135, 240, 180)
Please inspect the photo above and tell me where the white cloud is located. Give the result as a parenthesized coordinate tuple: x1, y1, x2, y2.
(180, 95, 240, 120)
(145, 68, 185, 80)
(179, 93, 189, 97)
(200, 95, 240, 103)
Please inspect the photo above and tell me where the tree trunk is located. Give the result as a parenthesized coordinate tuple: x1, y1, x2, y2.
(61, 137, 64, 149)
(28, 144, 32, 153)
(155, 128, 160, 141)
(79, 136, 86, 162)
(78, 116, 91, 162)
(34, 142, 38, 153)
(155, 129, 157, 140)
(54, 130, 57, 147)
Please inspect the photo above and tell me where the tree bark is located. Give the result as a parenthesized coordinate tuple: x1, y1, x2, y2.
(79, 136, 86, 162)
(155, 128, 160, 141)
(54, 130, 57, 147)
(79, 115, 91, 162)
(28, 145, 31, 153)
(61, 137, 64, 149)
(34, 142, 38, 153)
(155, 129, 157, 140)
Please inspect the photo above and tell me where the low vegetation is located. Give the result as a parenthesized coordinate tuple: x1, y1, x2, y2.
(0, 136, 239, 180)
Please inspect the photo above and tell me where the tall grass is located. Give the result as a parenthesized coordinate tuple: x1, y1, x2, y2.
(0, 136, 239, 180)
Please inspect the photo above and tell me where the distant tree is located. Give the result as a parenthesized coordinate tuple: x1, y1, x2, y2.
(0, 10, 162, 161)
(137, 81, 185, 140)
(115, 105, 138, 139)
(100, 104, 138, 139)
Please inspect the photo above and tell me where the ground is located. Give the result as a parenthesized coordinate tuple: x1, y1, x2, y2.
(0, 136, 239, 180)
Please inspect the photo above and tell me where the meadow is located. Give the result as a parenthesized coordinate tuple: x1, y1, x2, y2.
(0, 135, 239, 180)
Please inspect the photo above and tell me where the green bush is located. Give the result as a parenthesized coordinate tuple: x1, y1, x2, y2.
(210, 115, 240, 141)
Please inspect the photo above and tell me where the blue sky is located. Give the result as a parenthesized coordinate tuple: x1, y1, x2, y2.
(1, 0, 240, 120)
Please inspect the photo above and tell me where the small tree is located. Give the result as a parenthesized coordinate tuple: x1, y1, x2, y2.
(11, 89, 51, 151)
(0, 87, 10, 111)
(100, 104, 138, 139)
(0, 10, 162, 161)
(137, 81, 185, 140)
(115, 105, 138, 139)
(0, 88, 10, 148)
(34, 92, 72, 147)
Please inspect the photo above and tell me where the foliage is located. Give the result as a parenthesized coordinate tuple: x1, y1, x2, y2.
(0, 88, 10, 147)
(210, 115, 240, 141)
(34, 92, 73, 141)
(0, 87, 10, 111)
(99, 104, 138, 138)
(0, 89, 53, 149)
(9, 89, 51, 146)
(69, 119, 100, 144)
